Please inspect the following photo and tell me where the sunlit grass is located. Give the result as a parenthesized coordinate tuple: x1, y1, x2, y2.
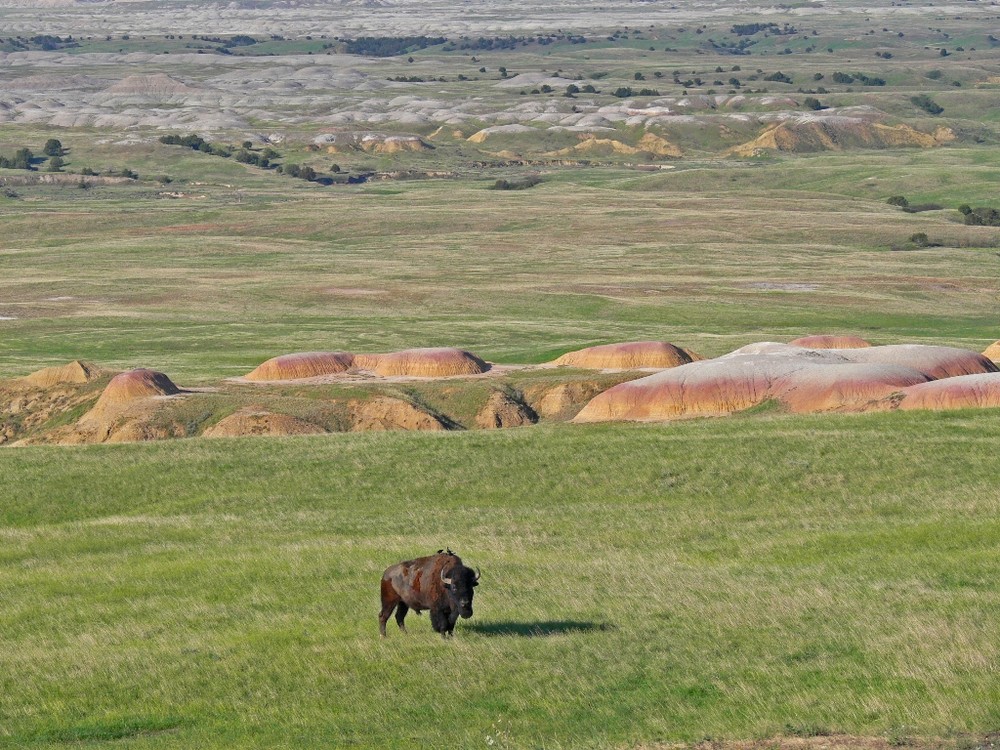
(2, 412, 998, 748)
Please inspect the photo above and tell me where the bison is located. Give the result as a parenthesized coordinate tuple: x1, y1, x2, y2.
(379, 550, 480, 638)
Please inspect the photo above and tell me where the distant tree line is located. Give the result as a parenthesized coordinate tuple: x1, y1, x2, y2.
(159, 134, 279, 167)
(0, 34, 78, 51)
(831, 71, 886, 86)
(730, 23, 797, 36)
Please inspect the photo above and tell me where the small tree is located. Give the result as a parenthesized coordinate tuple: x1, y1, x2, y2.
(47, 155, 64, 172)
(803, 96, 823, 110)
(42, 138, 65, 157)
(886, 195, 909, 208)
(909, 232, 930, 247)
(910, 94, 943, 115)
(12, 148, 34, 170)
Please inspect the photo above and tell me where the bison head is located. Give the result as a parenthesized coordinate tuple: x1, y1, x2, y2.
(441, 565, 480, 619)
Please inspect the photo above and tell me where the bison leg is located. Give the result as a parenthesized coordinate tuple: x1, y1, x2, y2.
(430, 607, 448, 635)
(445, 609, 461, 637)
(395, 602, 409, 632)
(379, 580, 400, 638)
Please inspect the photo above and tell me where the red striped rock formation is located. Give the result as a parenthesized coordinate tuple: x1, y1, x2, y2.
(898, 373, 1000, 411)
(73, 368, 185, 443)
(844, 344, 997, 380)
(355, 348, 489, 377)
(90, 368, 180, 409)
(552, 341, 693, 370)
(983, 341, 1000, 363)
(789, 334, 872, 350)
(574, 343, 995, 423)
(245, 352, 355, 381)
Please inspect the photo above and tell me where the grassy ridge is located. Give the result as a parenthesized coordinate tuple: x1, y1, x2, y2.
(2, 412, 998, 748)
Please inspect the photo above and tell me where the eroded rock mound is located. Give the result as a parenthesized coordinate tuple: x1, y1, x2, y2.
(553, 341, 693, 370)
(983, 341, 1000, 363)
(845, 345, 997, 380)
(475, 390, 537, 429)
(356, 348, 489, 377)
(349, 397, 447, 431)
(71, 368, 184, 443)
(729, 119, 955, 156)
(23, 360, 101, 387)
(317, 133, 432, 154)
(898, 373, 1000, 411)
(245, 352, 355, 381)
(789, 335, 872, 350)
(574, 342, 994, 423)
(91, 368, 180, 409)
(529, 381, 609, 419)
(204, 409, 327, 438)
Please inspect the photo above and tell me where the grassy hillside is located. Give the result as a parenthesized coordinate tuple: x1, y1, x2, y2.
(2, 412, 998, 748)
(2, 148, 999, 382)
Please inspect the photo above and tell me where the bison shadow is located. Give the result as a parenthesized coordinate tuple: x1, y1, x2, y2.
(466, 620, 613, 638)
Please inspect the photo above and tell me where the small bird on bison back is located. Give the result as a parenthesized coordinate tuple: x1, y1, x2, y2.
(379, 550, 480, 638)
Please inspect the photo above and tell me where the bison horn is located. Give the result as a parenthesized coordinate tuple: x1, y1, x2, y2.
(441, 570, 453, 585)
(474, 567, 481, 582)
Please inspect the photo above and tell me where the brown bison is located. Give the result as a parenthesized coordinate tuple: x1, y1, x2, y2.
(379, 550, 480, 638)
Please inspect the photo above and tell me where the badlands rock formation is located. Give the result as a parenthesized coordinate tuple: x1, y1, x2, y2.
(349, 397, 447, 431)
(245, 352, 355, 381)
(898, 373, 1000, 411)
(575, 343, 998, 423)
(73, 368, 185, 443)
(475, 390, 537, 429)
(553, 341, 693, 370)
(789, 335, 872, 350)
(23, 360, 101, 387)
(204, 409, 327, 437)
(356, 348, 489, 377)
(983, 341, 1000, 363)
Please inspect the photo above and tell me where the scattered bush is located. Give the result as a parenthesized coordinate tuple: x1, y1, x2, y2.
(886, 195, 909, 208)
(911, 94, 943, 114)
(0, 147, 35, 170)
(962, 206, 1000, 226)
(763, 71, 793, 83)
(490, 175, 543, 191)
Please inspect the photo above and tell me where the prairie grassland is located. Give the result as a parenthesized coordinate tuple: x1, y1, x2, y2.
(2, 147, 998, 382)
(1, 412, 998, 748)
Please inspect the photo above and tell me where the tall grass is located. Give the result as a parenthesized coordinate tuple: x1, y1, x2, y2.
(2, 412, 998, 748)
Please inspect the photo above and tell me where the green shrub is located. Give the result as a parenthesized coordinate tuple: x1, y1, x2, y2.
(910, 94, 943, 115)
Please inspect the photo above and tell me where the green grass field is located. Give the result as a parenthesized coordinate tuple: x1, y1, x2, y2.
(2, 8, 1000, 746)
(2, 413, 999, 748)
